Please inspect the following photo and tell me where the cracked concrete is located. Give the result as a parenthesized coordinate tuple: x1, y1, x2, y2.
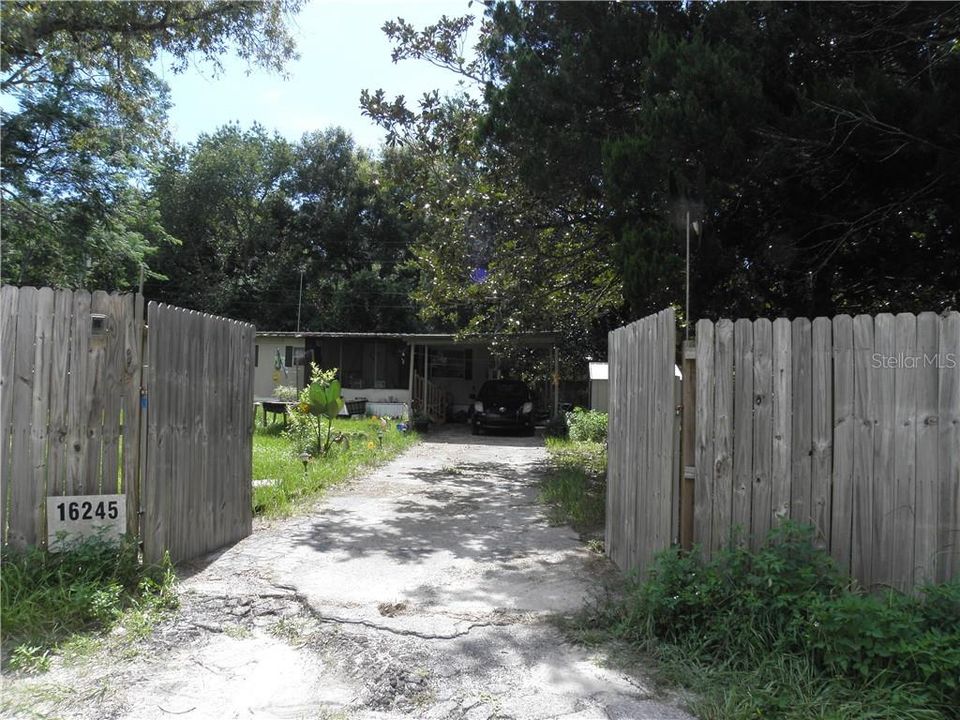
(2, 426, 696, 720)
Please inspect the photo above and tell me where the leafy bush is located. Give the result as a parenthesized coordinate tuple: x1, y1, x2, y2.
(565, 407, 607, 443)
(589, 524, 960, 719)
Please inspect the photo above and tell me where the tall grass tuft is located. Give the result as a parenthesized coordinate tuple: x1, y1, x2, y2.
(1, 537, 177, 670)
(540, 437, 606, 534)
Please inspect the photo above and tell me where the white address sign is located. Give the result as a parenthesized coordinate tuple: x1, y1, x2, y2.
(46, 494, 126, 551)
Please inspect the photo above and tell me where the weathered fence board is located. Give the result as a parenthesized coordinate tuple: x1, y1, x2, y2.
(688, 310, 959, 590)
(852, 314, 875, 586)
(892, 313, 917, 588)
(0, 287, 142, 549)
(712, 319, 734, 552)
(606, 309, 679, 575)
(751, 319, 773, 552)
(695, 319, 715, 555)
(831, 314, 855, 572)
(771, 318, 792, 530)
(914, 313, 939, 583)
(790, 318, 812, 526)
(142, 303, 254, 565)
(810, 318, 832, 548)
(732, 319, 753, 545)
(937, 312, 960, 583)
(0, 285, 20, 534)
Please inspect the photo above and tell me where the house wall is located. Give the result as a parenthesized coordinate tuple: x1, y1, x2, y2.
(340, 387, 411, 405)
(253, 337, 305, 398)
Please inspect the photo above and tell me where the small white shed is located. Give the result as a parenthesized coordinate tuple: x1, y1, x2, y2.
(589, 362, 609, 412)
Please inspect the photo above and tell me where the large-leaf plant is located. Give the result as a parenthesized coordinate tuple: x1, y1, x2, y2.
(299, 364, 344, 456)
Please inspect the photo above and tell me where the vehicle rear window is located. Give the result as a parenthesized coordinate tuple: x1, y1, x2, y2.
(479, 381, 530, 402)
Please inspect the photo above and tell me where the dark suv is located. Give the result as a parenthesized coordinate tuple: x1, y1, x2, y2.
(471, 379, 535, 435)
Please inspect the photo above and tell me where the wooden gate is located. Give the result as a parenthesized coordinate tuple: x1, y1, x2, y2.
(1, 286, 255, 564)
(0, 287, 143, 547)
(141, 302, 255, 564)
(606, 308, 681, 576)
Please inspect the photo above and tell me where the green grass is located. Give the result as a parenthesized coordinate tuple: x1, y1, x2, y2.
(252, 416, 419, 517)
(0, 537, 177, 672)
(540, 437, 606, 535)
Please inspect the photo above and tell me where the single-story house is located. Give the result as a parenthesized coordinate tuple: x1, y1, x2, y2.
(254, 331, 565, 422)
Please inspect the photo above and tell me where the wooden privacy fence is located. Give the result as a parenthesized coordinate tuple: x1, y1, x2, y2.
(0, 287, 143, 547)
(142, 302, 255, 564)
(1, 286, 255, 565)
(695, 312, 959, 590)
(606, 308, 681, 576)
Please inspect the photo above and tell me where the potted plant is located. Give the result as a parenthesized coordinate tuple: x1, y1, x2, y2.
(411, 411, 430, 433)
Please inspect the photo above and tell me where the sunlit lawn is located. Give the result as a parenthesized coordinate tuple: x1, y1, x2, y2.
(252, 416, 419, 517)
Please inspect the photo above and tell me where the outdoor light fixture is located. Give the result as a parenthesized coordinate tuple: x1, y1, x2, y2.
(91, 313, 108, 335)
(299, 452, 311, 476)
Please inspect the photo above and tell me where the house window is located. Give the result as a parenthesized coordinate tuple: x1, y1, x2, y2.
(255, 344, 259, 367)
(429, 349, 473, 379)
(284, 346, 306, 367)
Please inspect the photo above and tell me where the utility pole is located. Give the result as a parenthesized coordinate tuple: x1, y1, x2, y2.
(685, 210, 691, 341)
(296, 268, 304, 333)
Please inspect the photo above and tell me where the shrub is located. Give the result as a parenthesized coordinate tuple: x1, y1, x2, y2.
(565, 407, 607, 443)
(591, 524, 960, 718)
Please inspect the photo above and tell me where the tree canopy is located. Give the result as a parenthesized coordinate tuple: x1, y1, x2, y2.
(365, 1, 960, 344)
(1, 0, 301, 289)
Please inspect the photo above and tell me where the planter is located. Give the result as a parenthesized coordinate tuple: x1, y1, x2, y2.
(413, 419, 430, 433)
(345, 399, 367, 416)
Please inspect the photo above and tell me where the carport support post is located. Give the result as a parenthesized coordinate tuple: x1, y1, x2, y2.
(680, 339, 697, 550)
(407, 342, 415, 406)
(553, 346, 559, 417)
(423, 344, 429, 411)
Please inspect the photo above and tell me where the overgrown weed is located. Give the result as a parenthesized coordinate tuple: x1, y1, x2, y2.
(540, 437, 606, 534)
(0, 537, 177, 672)
(569, 523, 960, 720)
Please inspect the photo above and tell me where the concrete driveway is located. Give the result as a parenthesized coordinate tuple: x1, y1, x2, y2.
(4, 427, 695, 720)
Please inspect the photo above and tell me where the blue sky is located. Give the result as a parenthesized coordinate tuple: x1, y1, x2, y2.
(156, 0, 483, 151)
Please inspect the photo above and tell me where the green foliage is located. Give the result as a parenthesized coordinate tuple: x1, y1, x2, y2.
(8, 644, 51, 674)
(541, 437, 607, 534)
(1, 1, 303, 290)
(586, 524, 960, 719)
(283, 364, 345, 457)
(146, 126, 422, 331)
(565, 408, 607, 443)
(367, 1, 960, 342)
(253, 416, 419, 517)
(0, 537, 177, 669)
(273, 385, 299, 402)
